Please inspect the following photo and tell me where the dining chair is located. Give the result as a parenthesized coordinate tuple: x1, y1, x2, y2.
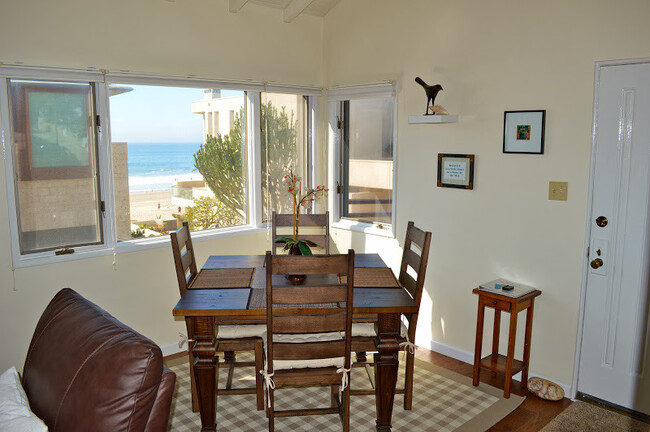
(170, 221, 265, 411)
(351, 221, 432, 410)
(262, 250, 354, 432)
(271, 211, 330, 254)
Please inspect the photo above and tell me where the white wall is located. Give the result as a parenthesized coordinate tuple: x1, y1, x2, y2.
(2, 0, 650, 393)
(0, 0, 323, 371)
(324, 0, 650, 388)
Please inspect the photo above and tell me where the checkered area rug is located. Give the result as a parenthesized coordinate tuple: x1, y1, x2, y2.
(166, 353, 523, 431)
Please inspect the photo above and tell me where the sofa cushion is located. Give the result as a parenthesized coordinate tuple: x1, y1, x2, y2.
(0, 366, 47, 432)
(22, 288, 165, 432)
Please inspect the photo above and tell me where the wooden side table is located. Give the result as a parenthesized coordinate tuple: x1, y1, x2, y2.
(472, 287, 542, 398)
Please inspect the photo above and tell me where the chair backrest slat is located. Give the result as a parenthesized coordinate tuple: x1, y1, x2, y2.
(266, 250, 354, 372)
(271, 286, 348, 304)
(402, 248, 421, 274)
(274, 340, 346, 360)
(401, 272, 418, 299)
(273, 312, 347, 334)
(271, 253, 345, 275)
(272, 211, 330, 254)
(170, 221, 199, 296)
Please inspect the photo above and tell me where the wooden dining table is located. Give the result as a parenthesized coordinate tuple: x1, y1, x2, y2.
(172, 253, 418, 431)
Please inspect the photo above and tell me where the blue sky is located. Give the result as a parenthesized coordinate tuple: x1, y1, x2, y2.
(108, 85, 242, 143)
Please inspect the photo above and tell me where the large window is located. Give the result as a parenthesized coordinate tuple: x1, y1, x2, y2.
(8, 79, 103, 254)
(0, 67, 319, 266)
(261, 92, 308, 221)
(108, 85, 248, 241)
(330, 84, 396, 229)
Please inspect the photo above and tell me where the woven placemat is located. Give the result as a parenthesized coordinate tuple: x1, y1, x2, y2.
(346, 268, 400, 287)
(191, 269, 255, 288)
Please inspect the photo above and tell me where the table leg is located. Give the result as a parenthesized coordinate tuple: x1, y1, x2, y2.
(374, 312, 400, 432)
(491, 309, 501, 378)
(473, 302, 486, 386)
(521, 301, 536, 386)
(191, 317, 218, 432)
(504, 309, 518, 398)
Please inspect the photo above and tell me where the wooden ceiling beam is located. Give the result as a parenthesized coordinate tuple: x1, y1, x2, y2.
(229, 0, 249, 13)
(283, 0, 315, 23)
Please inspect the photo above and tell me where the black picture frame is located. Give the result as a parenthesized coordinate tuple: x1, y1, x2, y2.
(437, 153, 474, 189)
(503, 110, 546, 154)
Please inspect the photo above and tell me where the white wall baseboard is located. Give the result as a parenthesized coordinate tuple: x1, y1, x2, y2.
(429, 339, 573, 398)
(161, 342, 185, 358)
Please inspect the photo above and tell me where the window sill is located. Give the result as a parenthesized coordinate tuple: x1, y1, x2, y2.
(332, 220, 394, 238)
(10, 225, 268, 268)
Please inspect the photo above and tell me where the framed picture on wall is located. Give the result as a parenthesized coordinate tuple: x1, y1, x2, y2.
(503, 110, 546, 154)
(437, 153, 474, 189)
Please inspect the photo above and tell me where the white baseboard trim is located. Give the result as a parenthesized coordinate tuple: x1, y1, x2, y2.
(161, 342, 186, 358)
(428, 339, 573, 398)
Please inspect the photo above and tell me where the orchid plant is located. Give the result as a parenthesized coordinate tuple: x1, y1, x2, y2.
(276, 168, 328, 255)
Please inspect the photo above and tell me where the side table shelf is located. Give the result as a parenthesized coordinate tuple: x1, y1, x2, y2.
(471, 287, 541, 398)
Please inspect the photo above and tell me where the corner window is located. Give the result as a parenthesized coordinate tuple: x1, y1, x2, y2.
(0, 67, 320, 266)
(8, 79, 103, 254)
(330, 84, 396, 229)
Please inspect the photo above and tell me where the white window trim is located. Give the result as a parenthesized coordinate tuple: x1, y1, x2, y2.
(0, 65, 320, 268)
(327, 81, 397, 238)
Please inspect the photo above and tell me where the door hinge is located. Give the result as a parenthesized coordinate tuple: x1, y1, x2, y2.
(96, 115, 101, 127)
(100, 200, 106, 215)
(337, 118, 343, 130)
(336, 181, 341, 194)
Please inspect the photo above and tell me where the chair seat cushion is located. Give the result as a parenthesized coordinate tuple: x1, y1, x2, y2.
(0, 367, 47, 432)
(273, 357, 345, 371)
(351, 322, 408, 338)
(217, 324, 266, 339)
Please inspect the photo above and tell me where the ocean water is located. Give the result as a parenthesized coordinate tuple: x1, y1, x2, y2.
(127, 142, 203, 193)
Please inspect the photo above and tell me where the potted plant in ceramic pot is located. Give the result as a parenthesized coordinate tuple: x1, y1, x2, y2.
(275, 168, 328, 256)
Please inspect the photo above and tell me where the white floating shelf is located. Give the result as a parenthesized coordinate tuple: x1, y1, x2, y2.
(408, 114, 458, 124)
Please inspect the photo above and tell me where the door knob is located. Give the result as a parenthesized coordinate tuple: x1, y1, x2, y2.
(590, 258, 604, 269)
(595, 216, 608, 227)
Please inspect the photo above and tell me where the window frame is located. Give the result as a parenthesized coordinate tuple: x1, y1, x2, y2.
(0, 65, 320, 267)
(328, 82, 397, 238)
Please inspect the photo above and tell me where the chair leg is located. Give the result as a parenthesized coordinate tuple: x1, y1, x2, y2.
(331, 385, 339, 408)
(224, 350, 236, 362)
(268, 388, 274, 432)
(343, 384, 350, 432)
(254, 339, 264, 411)
(188, 351, 199, 412)
(404, 349, 415, 410)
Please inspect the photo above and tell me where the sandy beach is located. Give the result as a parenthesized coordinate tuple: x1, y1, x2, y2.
(129, 190, 179, 223)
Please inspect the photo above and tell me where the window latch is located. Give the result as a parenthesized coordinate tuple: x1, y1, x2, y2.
(54, 248, 75, 256)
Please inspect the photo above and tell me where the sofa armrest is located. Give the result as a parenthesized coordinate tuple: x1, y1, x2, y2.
(144, 366, 176, 432)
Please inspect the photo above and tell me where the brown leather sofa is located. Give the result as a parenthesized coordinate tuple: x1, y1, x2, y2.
(21, 288, 176, 432)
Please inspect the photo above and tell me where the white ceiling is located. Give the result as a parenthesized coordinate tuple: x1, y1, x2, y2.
(228, 0, 341, 23)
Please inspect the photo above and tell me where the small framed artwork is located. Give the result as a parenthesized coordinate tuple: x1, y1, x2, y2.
(503, 110, 546, 154)
(437, 153, 474, 189)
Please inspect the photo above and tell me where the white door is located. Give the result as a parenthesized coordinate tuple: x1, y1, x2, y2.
(578, 61, 650, 415)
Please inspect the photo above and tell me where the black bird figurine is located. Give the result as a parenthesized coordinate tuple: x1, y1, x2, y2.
(415, 77, 443, 115)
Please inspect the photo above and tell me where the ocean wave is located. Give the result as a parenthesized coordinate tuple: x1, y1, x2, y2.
(128, 173, 204, 193)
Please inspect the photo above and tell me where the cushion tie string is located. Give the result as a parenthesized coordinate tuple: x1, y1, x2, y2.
(336, 367, 352, 399)
(399, 332, 416, 360)
(260, 370, 275, 408)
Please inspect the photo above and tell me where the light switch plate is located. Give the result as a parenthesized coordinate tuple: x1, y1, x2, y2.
(549, 181, 568, 201)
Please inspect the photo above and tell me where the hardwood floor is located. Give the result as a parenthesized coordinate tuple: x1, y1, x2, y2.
(415, 347, 573, 431)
